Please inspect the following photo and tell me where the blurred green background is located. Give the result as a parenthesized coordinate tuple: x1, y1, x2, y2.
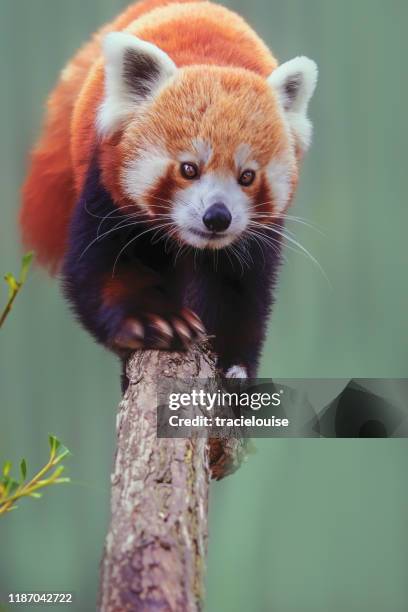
(1, 1, 407, 610)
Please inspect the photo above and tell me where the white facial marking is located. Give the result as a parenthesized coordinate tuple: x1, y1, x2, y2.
(172, 172, 250, 249)
(266, 158, 294, 214)
(178, 139, 213, 166)
(122, 145, 170, 208)
(193, 138, 213, 165)
(234, 144, 259, 172)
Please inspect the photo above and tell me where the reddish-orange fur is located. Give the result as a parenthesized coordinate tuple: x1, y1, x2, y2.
(21, 0, 279, 271)
(102, 268, 155, 306)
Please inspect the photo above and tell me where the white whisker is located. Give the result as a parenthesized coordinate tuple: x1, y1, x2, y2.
(265, 224, 330, 286)
(111, 222, 177, 277)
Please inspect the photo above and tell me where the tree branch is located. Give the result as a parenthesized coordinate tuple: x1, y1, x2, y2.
(99, 345, 215, 612)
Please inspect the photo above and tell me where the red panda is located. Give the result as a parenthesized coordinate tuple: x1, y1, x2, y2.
(20, 0, 318, 378)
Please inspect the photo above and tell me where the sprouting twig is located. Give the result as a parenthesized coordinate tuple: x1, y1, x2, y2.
(0, 251, 34, 329)
(0, 435, 71, 516)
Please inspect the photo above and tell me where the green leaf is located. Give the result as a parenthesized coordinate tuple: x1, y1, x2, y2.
(29, 492, 42, 499)
(54, 446, 71, 463)
(20, 459, 27, 481)
(2, 461, 12, 477)
(48, 434, 61, 456)
(54, 477, 71, 484)
(4, 477, 19, 497)
(20, 251, 34, 284)
(4, 273, 19, 299)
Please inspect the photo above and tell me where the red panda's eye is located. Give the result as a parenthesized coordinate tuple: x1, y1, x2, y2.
(180, 162, 199, 180)
(238, 169, 256, 187)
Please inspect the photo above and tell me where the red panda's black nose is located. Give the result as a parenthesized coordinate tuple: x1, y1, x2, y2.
(203, 203, 232, 232)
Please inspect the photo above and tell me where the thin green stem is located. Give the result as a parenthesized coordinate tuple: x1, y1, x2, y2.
(0, 283, 21, 329)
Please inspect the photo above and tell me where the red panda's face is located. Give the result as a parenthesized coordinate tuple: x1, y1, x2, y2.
(99, 34, 317, 250)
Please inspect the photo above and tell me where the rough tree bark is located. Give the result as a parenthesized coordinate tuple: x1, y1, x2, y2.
(99, 344, 245, 612)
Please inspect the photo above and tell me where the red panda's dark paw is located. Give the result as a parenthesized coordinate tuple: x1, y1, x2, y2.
(150, 308, 206, 349)
(113, 309, 206, 351)
(174, 308, 207, 345)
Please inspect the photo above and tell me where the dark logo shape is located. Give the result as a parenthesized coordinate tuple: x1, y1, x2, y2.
(317, 380, 405, 438)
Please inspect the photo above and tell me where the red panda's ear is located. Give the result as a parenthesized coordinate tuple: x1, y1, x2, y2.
(268, 57, 318, 153)
(97, 32, 177, 136)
